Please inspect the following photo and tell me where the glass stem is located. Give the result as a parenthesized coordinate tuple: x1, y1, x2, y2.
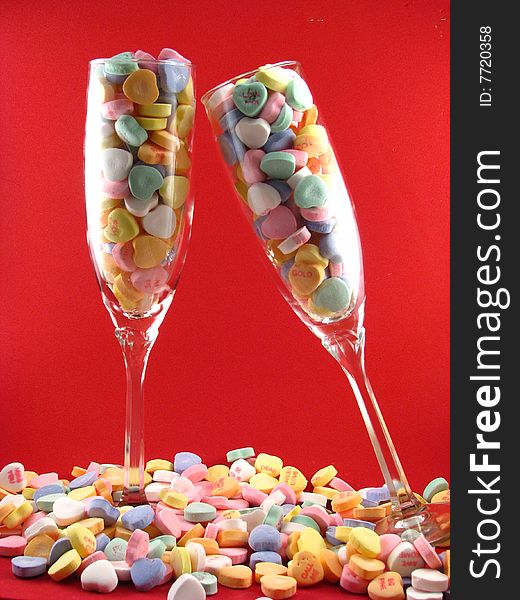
(323, 329, 421, 519)
(115, 326, 158, 504)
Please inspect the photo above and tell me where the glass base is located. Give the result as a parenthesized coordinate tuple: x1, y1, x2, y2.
(120, 487, 147, 506)
(375, 502, 450, 546)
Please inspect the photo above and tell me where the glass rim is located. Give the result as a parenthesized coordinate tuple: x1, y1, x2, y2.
(201, 60, 300, 107)
(89, 57, 194, 68)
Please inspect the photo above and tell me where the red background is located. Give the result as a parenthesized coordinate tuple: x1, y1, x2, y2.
(0, 1, 449, 598)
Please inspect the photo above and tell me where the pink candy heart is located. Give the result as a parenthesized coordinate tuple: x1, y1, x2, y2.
(261, 205, 298, 240)
(130, 267, 168, 293)
(242, 150, 266, 184)
(113, 243, 137, 272)
(259, 92, 285, 123)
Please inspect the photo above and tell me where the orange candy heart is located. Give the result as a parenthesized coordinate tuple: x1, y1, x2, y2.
(288, 550, 324, 586)
(123, 69, 159, 104)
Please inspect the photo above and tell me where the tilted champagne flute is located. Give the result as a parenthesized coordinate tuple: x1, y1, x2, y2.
(202, 61, 449, 542)
(85, 51, 195, 504)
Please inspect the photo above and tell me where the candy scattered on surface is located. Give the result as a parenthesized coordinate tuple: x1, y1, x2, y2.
(85, 48, 194, 315)
(0, 456, 450, 597)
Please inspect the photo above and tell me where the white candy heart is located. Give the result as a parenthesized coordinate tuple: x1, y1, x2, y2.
(168, 573, 206, 600)
(406, 587, 443, 600)
(411, 569, 449, 593)
(240, 508, 266, 532)
(229, 458, 256, 483)
(386, 541, 425, 577)
(202, 554, 232, 576)
(100, 122, 115, 138)
(247, 182, 281, 215)
(81, 559, 118, 593)
(186, 542, 206, 572)
(125, 192, 159, 217)
(153, 470, 179, 483)
(170, 476, 195, 494)
(145, 482, 170, 503)
(24, 517, 58, 542)
(142, 204, 176, 238)
(52, 497, 85, 527)
(217, 518, 247, 532)
(111, 560, 132, 581)
(0, 493, 26, 508)
(102, 148, 133, 182)
(235, 117, 271, 149)
(0, 463, 26, 493)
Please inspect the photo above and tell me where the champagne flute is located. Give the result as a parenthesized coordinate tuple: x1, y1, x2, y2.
(85, 52, 195, 504)
(202, 61, 449, 543)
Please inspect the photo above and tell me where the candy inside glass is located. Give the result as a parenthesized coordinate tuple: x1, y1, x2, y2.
(202, 61, 449, 543)
(85, 53, 195, 504)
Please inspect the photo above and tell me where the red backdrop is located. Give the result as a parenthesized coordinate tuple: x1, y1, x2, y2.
(0, 1, 449, 597)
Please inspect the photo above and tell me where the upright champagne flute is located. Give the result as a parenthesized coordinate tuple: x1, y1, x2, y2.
(202, 61, 449, 543)
(85, 52, 195, 504)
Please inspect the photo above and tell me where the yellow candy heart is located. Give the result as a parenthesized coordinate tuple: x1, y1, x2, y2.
(132, 235, 171, 268)
(289, 262, 325, 296)
(68, 523, 96, 558)
(254, 453, 283, 478)
(170, 104, 195, 139)
(48, 549, 81, 581)
(279, 466, 308, 495)
(295, 245, 329, 268)
(105, 208, 139, 244)
(159, 175, 189, 209)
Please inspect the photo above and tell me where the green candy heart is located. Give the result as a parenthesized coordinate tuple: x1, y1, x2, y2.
(270, 103, 293, 132)
(128, 165, 164, 200)
(104, 52, 139, 76)
(294, 174, 329, 208)
(232, 82, 268, 117)
(312, 277, 352, 313)
(115, 115, 148, 147)
(260, 151, 296, 180)
(285, 76, 313, 111)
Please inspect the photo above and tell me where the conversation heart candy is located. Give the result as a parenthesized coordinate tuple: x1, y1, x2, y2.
(386, 542, 425, 577)
(367, 572, 405, 599)
(233, 82, 268, 117)
(131, 267, 169, 294)
(260, 152, 296, 180)
(289, 262, 326, 296)
(294, 174, 329, 208)
(411, 569, 449, 593)
(130, 557, 166, 592)
(261, 206, 297, 240)
(115, 115, 148, 147)
(247, 183, 282, 215)
(11, 555, 47, 578)
(0, 464, 26, 493)
(128, 165, 163, 200)
(133, 235, 171, 268)
(123, 69, 159, 104)
(124, 192, 159, 218)
(288, 550, 324, 586)
(142, 204, 176, 238)
(105, 208, 140, 243)
(264, 129, 296, 153)
(285, 75, 313, 111)
(159, 61, 190, 94)
(235, 118, 271, 149)
(312, 277, 352, 313)
(168, 572, 206, 600)
(81, 559, 118, 593)
(102, 148, 133, 182)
